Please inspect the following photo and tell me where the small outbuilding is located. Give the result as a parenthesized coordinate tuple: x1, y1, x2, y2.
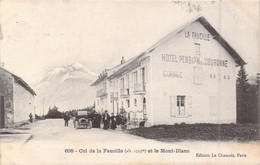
(0, 67, 36, 127)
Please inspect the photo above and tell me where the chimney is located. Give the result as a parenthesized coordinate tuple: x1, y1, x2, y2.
(121, 56, 125, 64)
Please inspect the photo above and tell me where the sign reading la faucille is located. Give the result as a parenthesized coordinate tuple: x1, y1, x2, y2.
(185, 30, 210, 41)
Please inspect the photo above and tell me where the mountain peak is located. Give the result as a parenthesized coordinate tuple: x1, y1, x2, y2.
(67, 63, 85, 71)
(40, 63, 98, 83)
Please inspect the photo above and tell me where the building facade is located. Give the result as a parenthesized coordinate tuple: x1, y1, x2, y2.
(91, 16, 245, 126)
(0, 67, 36, 127)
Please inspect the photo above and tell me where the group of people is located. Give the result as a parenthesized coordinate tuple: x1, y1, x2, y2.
(63, 109, 128, 130)
(101, 110, 128, 130)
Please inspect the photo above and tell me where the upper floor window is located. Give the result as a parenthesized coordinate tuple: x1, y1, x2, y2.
(126, 74, 129, 88)
(103, 82, 106, 91)
(120, 77, 124, 89)
(134, 99, 137, 107)
(194, 67, 202, 85)
(127, 99, 130, 108)
(133, 71, 138, 86)
(141, 67, 145, 84)
(194, 43, 200, 56)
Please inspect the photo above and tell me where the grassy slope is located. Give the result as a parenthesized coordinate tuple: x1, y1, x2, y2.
(127, 123, 260, 142)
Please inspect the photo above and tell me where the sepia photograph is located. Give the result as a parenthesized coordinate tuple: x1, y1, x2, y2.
(0, 0, 259, 164)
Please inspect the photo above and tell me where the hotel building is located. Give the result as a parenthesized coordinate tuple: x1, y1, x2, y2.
(91, 16, 245, 126)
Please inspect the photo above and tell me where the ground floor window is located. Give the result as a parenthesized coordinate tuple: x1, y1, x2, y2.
(177, 96, 185, 116)
(170, 95, 191, 117)
(210, 96, 218, 115)
(143, 97, 146, 118)
(127, 99, 130, 108)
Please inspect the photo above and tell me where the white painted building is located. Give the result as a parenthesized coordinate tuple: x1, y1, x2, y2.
(0, 67, 36, 127)
(91, 16, 245, 126)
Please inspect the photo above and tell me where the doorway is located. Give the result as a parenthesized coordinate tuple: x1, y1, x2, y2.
(143, 97, 146, 118)
(0, 96, 4, 127)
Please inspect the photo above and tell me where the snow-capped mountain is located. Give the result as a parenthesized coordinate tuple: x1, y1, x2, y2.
(34, 63, 98, 113)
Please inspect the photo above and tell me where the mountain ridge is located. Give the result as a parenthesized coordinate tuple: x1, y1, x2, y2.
(34, 63, 98, 113)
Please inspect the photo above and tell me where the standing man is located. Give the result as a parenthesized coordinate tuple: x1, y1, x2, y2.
(29, 113, 33, 123)
(71, 111, 77, 128)
(103, 110, 110, 130)
(64, 111, 70, 127)
(110, 113, 116, 130)
(96, 111, 101, 128)
(92, 110, 98, 128)
(121, 110, 127, 131)
(115, 113, 122, 126)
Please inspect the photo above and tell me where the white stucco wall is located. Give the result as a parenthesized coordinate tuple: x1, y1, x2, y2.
(14, 81, 35, 122)
(150, 21, 237, 125)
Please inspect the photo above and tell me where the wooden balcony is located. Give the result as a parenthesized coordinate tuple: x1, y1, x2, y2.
(133, 83, 146, 95)
(120, 88, 130, 98)
(96, 89, 107, 97)
(111, 92, 118, 101)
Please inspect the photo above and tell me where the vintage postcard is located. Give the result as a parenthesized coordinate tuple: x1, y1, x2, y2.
(0, 0, 259, 164)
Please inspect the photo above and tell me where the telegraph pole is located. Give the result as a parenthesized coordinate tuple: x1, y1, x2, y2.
(42, 98, 45, 117)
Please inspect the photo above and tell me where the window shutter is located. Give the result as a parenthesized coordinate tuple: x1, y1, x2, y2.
(145, 66, 148, 83)
(187, 96, 192, 116)
(138, 69, 141, 84)
(170, 96, 176, 117)
(199, 68, 202, 85)
(130, 73, 133, 88)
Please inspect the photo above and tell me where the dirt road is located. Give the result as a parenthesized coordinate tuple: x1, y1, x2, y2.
(1, 119, 259, 164)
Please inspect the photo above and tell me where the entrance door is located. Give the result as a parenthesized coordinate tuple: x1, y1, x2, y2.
(141, 68, 145, 90)
(0, 96, 4, 127)
(143, 97, 146, 118)
(177, 96, 185, 116)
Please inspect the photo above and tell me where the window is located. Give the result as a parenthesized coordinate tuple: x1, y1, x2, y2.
(134, 99, 137, 107)
(143, 97, 146, 114)
(195, 43, 200, 55)
(120, 78, 124, 89)
(177, 96, 185, 116)
(224, 75, 230, 80)
(171, 95, 191, 117)
(103, 82, 106, 91)
(210, 74, 216, 79)
(110, 92, 113, 103)
(170, 96, 175, 117)
(133, 71, 138, 86)
(141, 67, 145, 84)
(127, 99, 130, 108)
(194, 67, 202, 85)
(210, 96, 218, 115)
(126, 74, 129, 88)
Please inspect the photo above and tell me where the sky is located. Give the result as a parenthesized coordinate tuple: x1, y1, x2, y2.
(0, 0, 259, 86)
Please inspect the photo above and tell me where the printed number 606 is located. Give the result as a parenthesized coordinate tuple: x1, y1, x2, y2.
(65, 149, 74, 153)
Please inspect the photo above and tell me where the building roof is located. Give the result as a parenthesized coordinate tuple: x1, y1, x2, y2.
(90, 71, 108, 86)
(0, 67, 36, 96)
(107, 52, 147, 79)
(147, 16, 246, 66)
(91, 55, 142, 86)
(92, 16, 246, 84)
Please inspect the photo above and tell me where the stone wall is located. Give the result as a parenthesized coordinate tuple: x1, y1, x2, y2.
(0, 68, 14, 127)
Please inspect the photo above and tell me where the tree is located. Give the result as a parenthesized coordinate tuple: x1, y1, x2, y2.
(45, 105, 63, 119)
(236, 65, 249, 94)
(236, 66, 259, 124)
